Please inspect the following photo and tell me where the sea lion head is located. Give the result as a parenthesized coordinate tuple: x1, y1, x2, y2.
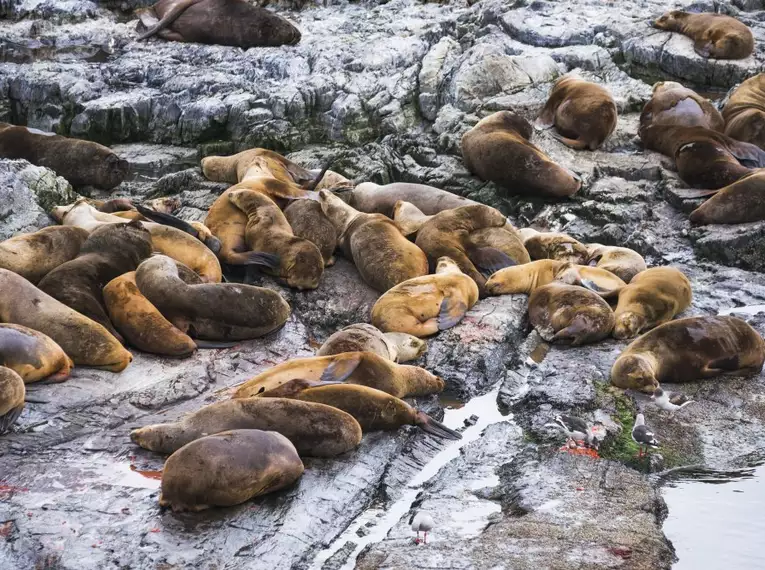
(385, 332, 428, 362)
(284, 243, 324, 291)
(98, 153, 129, 191)
(318, 189, 358, 234)
(651, 81, 685, 94)
(613, 311, 647, 340)
(130, 424, 178, 453)
(260, 12, 302, 47)
(610, 352, 659, 392)
(435, 256, 462, 275)
(653, 10, 686, 31)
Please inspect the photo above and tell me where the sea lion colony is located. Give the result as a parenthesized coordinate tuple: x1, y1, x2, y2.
(0, 6, 763, 514)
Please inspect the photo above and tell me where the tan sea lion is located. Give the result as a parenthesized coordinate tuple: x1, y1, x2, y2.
(653, 11, 754, 60)
(528, 282, 615, 345)
(131, 205, 223, 255)
(723, 74, 765, 151)
(689, 170, 765, 225)
(519, 228, 589, 264)
(318, 189, 428, 293)
(611, 316, 765, 392)
(0, 123, 128, 190)
(348, 182, 478, 217)
(0, 324, 73, 384)
(137, 0, 301, 47)
(536, 75, 618, 150)
(0, 226, 89, 284)
(370, 257, 479, 337)
(158, 429, 304, 512)
(201, 148, 323, 188)
(639, 82, 724, 133)
(391, 200, 432, 237)
(585, 243, 647, 283)
(461, 111, 582, 198)
(283, 200, 338, 266)
(613, 267, 692, 340)
(131, 397, 362, 458)
(0, 269, 132, 371)
(0, 367, 25, 434)
(317, 323, 427, 363)
(485, 259, 626, 296)
(233, 351, 445, 399)
(135, 255, 290, 341)
(228, 189, 324, 290)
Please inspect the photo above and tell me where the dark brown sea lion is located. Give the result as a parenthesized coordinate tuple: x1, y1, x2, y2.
(723, 74, 765, 151)
(137, 0, 301, 48)
(317, 323, 427, 363)
(689, 170, 765, 225)
(639, 82, 724, 133)
(611, 316, 765, 392)
(461, 111, 582, 198)
(0, 324, 73, 384)
(283, 200, 338, 267)
(0, 123, 128, 190)
(348, 182, 478, 217)
(0, 366, 25, 434)
(0, 226, 89, 284)
(653, 11, 754, 60)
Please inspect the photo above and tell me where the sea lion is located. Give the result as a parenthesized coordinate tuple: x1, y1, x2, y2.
(585, 243, 647, 283)
(131, 397, 362, 458)
(158, 429, 304, 512)
(689, 170, 765, 225)
(610, 316, 765, 392)
(91, 197, 181, 215)
(653, 11, 754, 60)
(103, 272, 197, 357)
(461, 111, 582, 198)
(317, 323, 427, 363)
(201, 148, 323, 189)
(233, 351, 445, 399)
(318, 189, 428, 293)
(519, 228, 589, 264)
(370, 256, 479, 337)
(391, 200, 433, 237)
(0, 226, 89, 284)
(348, 182, 478, 217)
(639, 82, 724, 133)
(0, 367, 25, 434)
(528, 282, 615, 345)
(135, 255, 290, 341)
(0, 324, 73, 384)
(536, 75, 618, 150)
(0, 123, 128, 190)
(137, 0, 301, 48)
(485, 259, 626, 296)
(0, 269, 132, 371)
(612, 267, 692, 340)
(38, 221, 154, 342)
(283, 200, 338, 266)
(228, 189, 324, 290)
(723, 74, 765, 151)
(132, 205, 223, 255)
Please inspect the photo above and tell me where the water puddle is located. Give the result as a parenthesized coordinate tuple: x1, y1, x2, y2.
(718, 305, 765, 317)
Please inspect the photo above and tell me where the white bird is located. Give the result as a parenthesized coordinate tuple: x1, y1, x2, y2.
(544, 414, 600, 449)
(411, 511, 434, 544)
(651, 388, 694, 412)
(631, 413, 659, 458)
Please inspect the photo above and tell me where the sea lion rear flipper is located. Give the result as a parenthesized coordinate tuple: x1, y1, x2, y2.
(227, 251, 280, 268)
(729, 141, 765, 168)
(414, 411, 462, 440)
(469, 247, 517, 279)
(438, 297, 468, 331)
(136, 0, 202, 40)
(703, 355, 741, 375)
(579, 277, 622, 298)
(134, 204, 200, 238)
(319, 354, 362, 383)
(195, 340, 240, 349)
(551, 131, 589, 150)
(0, 405, 24, 434)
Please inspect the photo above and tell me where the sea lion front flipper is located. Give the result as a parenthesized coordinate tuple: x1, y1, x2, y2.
(438, 297, 468, 331)
(550, 131, 589, 150)
(0, 405, 24, 435)
(414, 410, 462, 440)
(469, 247, 517, 279)
(693, 39, 712, 58)
(302, 159, 335, 191)
(702, 355, 741, 376)
(226, 251, 280, 268)
(729, 140, 765, 169)
(134, 205, 200, 238)
(136, 0, 202, 40)
(319, 354, 362, 383)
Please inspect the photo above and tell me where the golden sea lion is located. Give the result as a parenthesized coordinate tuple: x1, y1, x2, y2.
(158, 429, 304, 512)
(639, 82, 724, 133)
(611, 316, 765, 392)
(689, 170, 765, 225)
(348, 182, 478, 217)
(283, 200, 338, 267)
(485, 259, 626, 296)
(0, 226, 89, 284)
(519, 228, 589, 264)
(0, 367, 25, 434)
(0, 324, 73, 384)
(612, 267, 692, 340)
(723, 74, 765, 151)
(201, 148, 323, 188)
(317, 323, 427, 363)
(585, 243, 647, 283)
(461, 111, 582, 198)
(653, 11, 754, 60)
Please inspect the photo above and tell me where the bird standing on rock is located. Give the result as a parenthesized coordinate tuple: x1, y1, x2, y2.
(651, 388, 694, 412)
(411, 511, 434, 545)
(632, 413, 659, 458)
(544, 414, 601, 449)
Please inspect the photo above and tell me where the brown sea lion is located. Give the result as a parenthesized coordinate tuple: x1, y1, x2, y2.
(158, 429, 304, 512)
(0, 367, 25, 434)
(131, 397, 362, 458)
(461, 111, 582, 198)
(485, 259, 626, 297)
(137, 0, 301, 48)
(103, 272, 197, 357)
(689, 170, 765, 225)
(585, 243, 647, 283)
(723, 74, 765, 151)
(519, 228, 589, 264)
(131, 205, 223, 255)
(639, 82, 724, 133)
(38, 221, 154, 342)
(135, 255, 290, 341)
(0, 226, 89, 284)
(0, 269, 132, 371)
(283, 200, 338, 267)
(653, 11, 754, 60)
(0, 324, 73, 384)
(536, 75, 618, 150)
(201, 148, 322, 189)
(528, 282, 615, 345)
(348, 182, 478, 217)
(613, 267, 692, 340)
(611, 316, 765, 392)
(317, 323, 427, 363)
(233, 351, 445, 400)
(370, 257, 479, 337)
(318, 189, 428, 293)
(228, 189, 324, 290)
(0, 123, 128, 190)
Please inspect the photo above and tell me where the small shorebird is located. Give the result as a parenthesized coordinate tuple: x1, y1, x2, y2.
(651, 388, 694, 412)
(545, 414, 600, 449)
(411, 511, 434, 544)
(631, 413, 659, 458)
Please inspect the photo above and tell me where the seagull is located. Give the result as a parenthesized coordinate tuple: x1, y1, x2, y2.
(631, 413, 659, 458)
(411, 511, 434, 545)
(544, 414, 600, 449)
(651, 388, 694, 412)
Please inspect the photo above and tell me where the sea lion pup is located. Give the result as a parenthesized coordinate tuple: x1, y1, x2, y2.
(461, 111, 582, 198)
(283, 200, 338, 267)
(519, 228, 589, 264)
(0, 367, 25, 434)
(528, 282, 615, 345)
(0, 123, 128, 190)
(137, 0, 301, 48)
(317, 323, 427, 363)
(653, 11, 754, 60)
(639, 82, 724, 133)
(131, 398, 362, 458)
(265, 383, 462, 440)
(0, 226, 89, 284)
(159, 429, 304, 512)
(318, 189, 428, 293)
(585, 243, 647, 283)
(370, 257, 479, 337)
(233, 351, 445, 400)
(348, 182, 478, 217)
(612, 267, 692, 340)
(135, 255, 290, 341)
(689, 170, 765, 225)
(0, 269, 132, 371)
(536, 75, 617, 150)
(610, 316, 765, 392)
(0, 324, 73, 383)
(723, 73, 765, 150)
(38, 221, 154, 342)
(485, 259, 626, 297)
(103, 272, 197, 357)
(227, 189, 324, 290)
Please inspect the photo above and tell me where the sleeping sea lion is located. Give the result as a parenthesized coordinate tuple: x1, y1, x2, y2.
(0, 226, 89, 284)
(0, 324, 73, 384)
(348, 182, 478, 217)
(519, 228, 589, 264)
(653, 11, 754, 60)
(317, 323, 427, 363)
(689, 170, 765, 225)
(283, 200, 338, 267)
(201, 148, 324, 189)
(639, 82, 724, 132)
(585, 243, 647, 283)
(0, 367, 25, 434)
(485, 259, 626, 296)
(722, 74, 765, 151)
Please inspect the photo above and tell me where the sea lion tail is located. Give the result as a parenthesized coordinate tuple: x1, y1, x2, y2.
(414, 411, 462, 440)
(302, 159, 335, 191)
(137, 0, 201, 40)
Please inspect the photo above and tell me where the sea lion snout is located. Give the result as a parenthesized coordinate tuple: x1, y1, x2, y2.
(613, 312, 644, 340)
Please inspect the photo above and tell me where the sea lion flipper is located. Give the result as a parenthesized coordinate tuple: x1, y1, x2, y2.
(0, 405, 24, 434)
(134, 204, 199, 238)
(302, 159, 335, 191)
(729, 140, 765, 168)
(551, 131, 589, 150)
(469, 247, 516, 279)
(319, 354, 362, 383)
(414, 410, 462, 440)
(438, 297, 468, 331)
(703, 355, 741, 374)
(137, 0, 202, 41)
